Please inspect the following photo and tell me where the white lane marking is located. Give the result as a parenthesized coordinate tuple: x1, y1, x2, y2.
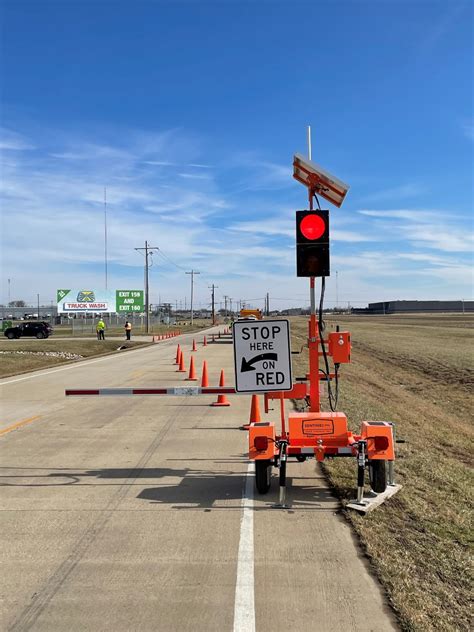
(233, 461, 256, 632)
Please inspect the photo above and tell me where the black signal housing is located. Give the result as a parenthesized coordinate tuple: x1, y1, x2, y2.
(296, 210, 330, 277)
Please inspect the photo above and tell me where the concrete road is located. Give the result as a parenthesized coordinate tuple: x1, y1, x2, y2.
(0, 327, 397, 631)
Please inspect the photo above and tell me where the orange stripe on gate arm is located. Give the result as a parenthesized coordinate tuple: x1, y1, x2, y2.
(0, 415, 41, 437)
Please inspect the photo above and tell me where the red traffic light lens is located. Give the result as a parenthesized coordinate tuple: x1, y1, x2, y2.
(300, 214, 326, 240)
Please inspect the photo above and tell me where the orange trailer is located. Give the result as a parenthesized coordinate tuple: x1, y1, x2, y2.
(247, 304, 400, 509)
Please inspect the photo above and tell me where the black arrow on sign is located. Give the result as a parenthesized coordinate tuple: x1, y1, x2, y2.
(241, 353, 278, 372)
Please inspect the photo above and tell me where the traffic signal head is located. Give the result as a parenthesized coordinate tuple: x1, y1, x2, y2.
(296, 210, 330, 277)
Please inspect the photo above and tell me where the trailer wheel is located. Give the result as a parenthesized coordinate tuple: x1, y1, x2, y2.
(368, 460, 387, 493)
(255, 460, 272, 494)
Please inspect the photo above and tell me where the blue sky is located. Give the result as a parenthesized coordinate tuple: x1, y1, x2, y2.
(1, 0, 472, 310)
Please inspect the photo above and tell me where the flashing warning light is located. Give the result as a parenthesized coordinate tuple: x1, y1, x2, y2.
(296, 210, 330, 277)
(300, 214, 326, 240)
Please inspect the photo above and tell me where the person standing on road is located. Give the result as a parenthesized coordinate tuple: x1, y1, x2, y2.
(124, 320, 132, 340)
(96, 318, 106, 340)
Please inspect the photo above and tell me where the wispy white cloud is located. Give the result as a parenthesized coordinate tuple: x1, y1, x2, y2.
(358, 208, 437, 220)
(360, 183, 425, 203)
(1, 126, 472, 306)
(178, 172, 212, 180)
(357, 207, 473, 252)
(462, 122, 474, 141)
(0, 128, 36, 151)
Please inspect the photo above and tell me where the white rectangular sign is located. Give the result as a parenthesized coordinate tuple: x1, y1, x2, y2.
(233, 319, 293, 393)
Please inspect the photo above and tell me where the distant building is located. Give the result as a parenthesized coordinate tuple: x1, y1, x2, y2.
(361, 300, 473, 314)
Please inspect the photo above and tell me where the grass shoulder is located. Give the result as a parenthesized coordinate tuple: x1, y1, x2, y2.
(0, 339, 151, 378)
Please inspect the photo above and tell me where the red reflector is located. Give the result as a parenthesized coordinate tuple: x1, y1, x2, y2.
(300, 214, 325, 240)
(254, 436, 269, 451)
(373, 436, 389, 451)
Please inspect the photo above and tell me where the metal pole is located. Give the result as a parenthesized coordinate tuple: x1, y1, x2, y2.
(186, 270, 200, 325)
(336, 270, 339, 309)
(37, 293, 40, 319)
(209, 284, 218, 325)
(145, 241, 149, 333)
(135, 242, 158, 335)
(307, 124, 320, 412)
(104, 187, 108, 290)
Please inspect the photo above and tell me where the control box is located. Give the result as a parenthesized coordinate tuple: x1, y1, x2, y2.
(328, 331, 351, 364)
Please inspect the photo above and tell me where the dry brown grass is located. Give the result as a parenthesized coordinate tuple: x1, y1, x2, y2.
(289, 314, 473, 632)
(0, 339, 150, 378)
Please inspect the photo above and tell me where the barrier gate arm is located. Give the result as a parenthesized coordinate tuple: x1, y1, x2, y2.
(65, 387, 239, 397)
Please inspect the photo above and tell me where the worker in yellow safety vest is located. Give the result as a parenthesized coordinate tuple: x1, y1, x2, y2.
(124, 320, 132, 340)
(96, 318, 106, 340)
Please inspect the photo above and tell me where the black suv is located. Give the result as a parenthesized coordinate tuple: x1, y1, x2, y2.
(4, 321, 53, 339)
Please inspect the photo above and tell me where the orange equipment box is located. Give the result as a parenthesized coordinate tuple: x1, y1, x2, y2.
(249, 422, 276, 460)
(328, 331, 351, 363)
(361, 421, 395, 460)
(288, 412, 349, 445)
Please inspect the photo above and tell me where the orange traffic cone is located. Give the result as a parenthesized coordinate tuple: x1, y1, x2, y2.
(242, 394, 261, 430)
(177, 351, 186, 373)
(211, 369, 230, 407)
(187, 355, 197, 380)
(192, 339, 197, 352)
(175, 344, 181, 364)
(249, 394, 261, 423)
(201, 361, 209, 387)
(203, 335, 207, 347)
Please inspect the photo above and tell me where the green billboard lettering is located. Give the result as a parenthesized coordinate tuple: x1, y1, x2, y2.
(116, 290, 144, 312)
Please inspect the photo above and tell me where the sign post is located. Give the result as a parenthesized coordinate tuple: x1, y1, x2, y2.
(233, 319, 293, 392)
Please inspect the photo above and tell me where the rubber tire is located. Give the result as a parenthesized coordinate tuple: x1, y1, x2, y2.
(369, 460, 387, 494)
(6, 332, 15, 339)
(36, 332, 44, 339)
(255, 460, 272, 494)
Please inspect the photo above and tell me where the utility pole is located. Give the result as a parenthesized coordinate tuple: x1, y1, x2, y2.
(186, 270, 200, 325)
(135, 240, 158, 334)
(8, 278, 11, 306)
(229, 298, 233, 316)
(223, 295, 229, 318)
(266, 292, 270, 316)
(209, 284, 218, 325)
(37, 293, 40, 319)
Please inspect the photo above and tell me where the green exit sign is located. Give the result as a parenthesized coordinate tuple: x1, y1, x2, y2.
(116, 290, 144, 312)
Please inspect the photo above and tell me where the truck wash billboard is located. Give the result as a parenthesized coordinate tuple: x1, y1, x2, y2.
(57, 289, 144, 313)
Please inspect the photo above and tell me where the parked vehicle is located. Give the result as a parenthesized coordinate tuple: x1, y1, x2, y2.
(4, 321, 53, 339)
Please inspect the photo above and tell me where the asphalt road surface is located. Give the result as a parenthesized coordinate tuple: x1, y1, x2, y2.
(1, 326, 397, 631)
